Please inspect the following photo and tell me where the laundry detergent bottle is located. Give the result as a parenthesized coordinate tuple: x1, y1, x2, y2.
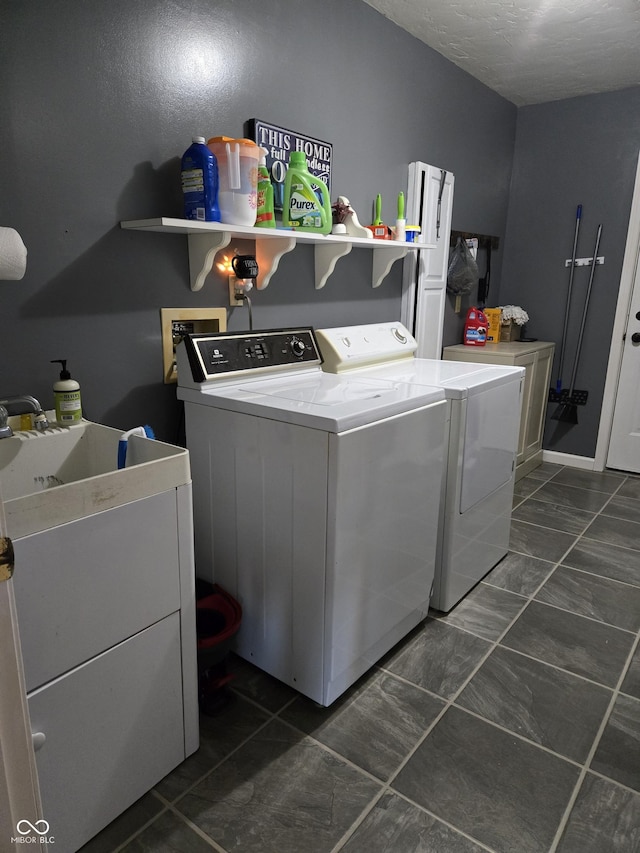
(282, 151, 331, 234)
(181, 136, 220, 222)
(463, 307, 488, 346)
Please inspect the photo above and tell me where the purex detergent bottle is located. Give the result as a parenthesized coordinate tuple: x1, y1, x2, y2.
(463, 307, 488, 346)
(282, 151, 332, 234)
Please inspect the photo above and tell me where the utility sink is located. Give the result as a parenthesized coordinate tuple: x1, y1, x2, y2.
(0, 418, 191, 539)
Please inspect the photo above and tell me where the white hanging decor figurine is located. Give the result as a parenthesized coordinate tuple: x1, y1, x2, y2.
(331, 196, 372, 238)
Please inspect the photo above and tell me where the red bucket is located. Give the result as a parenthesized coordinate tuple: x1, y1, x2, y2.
(196, 584, 242, 668)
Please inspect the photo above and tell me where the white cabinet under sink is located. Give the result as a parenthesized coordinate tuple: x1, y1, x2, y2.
(9, 458, 198, 851)
(27, 614, 185, 851)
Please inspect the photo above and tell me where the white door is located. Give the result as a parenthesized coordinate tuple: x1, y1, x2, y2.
(607, 245, 640, 472)
(401, 163, 455, 359)
(597, 150, 640, 473)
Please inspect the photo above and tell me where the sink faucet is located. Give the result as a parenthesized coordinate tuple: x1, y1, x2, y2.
(0, 395, 50, 435)
(0, 406, 11, 438)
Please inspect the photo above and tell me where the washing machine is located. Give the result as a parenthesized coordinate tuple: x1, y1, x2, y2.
(176, 327, 446, 705)
(315, 322, 525, 612)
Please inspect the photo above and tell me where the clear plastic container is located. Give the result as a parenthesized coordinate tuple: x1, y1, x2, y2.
(207, 137, 260, 226)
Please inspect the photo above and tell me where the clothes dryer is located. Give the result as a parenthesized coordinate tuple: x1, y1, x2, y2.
(316, 322, 525, 612)
(176, 328, 446, 705)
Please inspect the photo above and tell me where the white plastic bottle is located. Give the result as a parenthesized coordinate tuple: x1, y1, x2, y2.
(51, 359, 82, 423)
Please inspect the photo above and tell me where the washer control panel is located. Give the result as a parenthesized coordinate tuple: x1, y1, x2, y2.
(183, 328, 322, 382)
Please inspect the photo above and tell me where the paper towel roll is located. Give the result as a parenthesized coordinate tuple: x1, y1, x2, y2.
(0, 227, 27, 280)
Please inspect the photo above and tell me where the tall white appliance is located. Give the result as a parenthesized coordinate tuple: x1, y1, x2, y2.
(316, 322, 525, 612)
(176, 328, 446, 705)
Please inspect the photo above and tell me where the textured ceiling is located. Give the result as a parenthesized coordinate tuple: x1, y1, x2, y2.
(362, 0, 640, 106)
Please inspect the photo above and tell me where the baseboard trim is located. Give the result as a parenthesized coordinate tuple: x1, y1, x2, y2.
(542, 450, 597, 471)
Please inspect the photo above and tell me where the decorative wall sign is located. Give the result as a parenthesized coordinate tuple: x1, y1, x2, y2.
(246, 119, 333, 210)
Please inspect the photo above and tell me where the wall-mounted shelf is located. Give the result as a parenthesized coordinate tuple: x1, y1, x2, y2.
(120, 218, 426, 291)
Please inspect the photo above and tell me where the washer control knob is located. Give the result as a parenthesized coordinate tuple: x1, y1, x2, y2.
(632, 332, 640, 344)
(290, 337, 306, 357)
(392, 327, 408, 344)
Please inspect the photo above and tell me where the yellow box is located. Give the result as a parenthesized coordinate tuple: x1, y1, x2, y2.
(485, 308, 501, 343)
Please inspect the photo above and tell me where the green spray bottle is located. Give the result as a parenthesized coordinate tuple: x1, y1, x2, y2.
(282, 151, 332, 234)
(255, 147, 275, 228)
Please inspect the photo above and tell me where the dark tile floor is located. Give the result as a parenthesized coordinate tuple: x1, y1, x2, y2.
(82, 464, 640, 853)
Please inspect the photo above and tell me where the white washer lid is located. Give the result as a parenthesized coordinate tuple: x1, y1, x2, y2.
(347, 359, 524, 399)
(181, 371, 445, 432)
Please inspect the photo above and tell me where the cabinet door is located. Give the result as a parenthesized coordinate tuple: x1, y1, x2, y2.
(13, 490, 181, 692)
(28, 614, 185, 853)
(524, 347, 554, 459)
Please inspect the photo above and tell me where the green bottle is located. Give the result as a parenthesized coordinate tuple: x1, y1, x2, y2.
(282, 151, 331, 234)
(255, 147, 275, 228)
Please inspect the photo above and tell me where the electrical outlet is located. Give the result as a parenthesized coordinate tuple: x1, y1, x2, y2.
(160, 308, 227, 383)
(229, 276, 244, 307)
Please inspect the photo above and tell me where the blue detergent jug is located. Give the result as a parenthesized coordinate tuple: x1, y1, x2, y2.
(181, 137, 220, 222)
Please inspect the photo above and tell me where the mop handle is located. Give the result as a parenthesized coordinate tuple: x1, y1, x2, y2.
(568, 224, 602, 395)
(556, 204, 582, 391)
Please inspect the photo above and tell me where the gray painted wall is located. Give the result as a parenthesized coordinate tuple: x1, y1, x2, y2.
(1, 0, 515, 442)
(501, 88, 640, 459)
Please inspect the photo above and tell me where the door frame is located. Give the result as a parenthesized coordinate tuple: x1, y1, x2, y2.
(0, 491, 43, 847)
(595, 150, 640, 471)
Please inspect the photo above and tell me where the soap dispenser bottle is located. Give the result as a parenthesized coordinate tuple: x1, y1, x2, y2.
(51, 359, 82, 423)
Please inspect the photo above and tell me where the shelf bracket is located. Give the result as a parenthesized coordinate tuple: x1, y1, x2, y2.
(372, 246, 408, 288)
(315, 242, 353, 289)
(121, 219, 421, 292)
(187, 231, 233, 292)
(255, 237, 296, 289)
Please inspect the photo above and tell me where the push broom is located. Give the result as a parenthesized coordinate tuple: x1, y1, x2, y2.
(555, 205, 582, 395)
(552, 224, 603, 424)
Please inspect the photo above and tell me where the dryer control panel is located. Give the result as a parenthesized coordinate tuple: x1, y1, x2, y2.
(182, 328, 322, 382)
(316, 322, 417, 373)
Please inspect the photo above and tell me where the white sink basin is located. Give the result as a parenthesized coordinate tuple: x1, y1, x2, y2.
(0, 419, 191, 539)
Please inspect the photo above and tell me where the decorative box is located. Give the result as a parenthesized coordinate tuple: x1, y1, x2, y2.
(499, 321, 521, 342)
